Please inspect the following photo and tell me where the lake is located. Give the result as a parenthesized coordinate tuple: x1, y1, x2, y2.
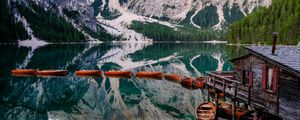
(0, 43, 246, 120)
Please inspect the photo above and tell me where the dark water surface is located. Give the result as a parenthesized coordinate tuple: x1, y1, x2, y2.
(0, 43, 246, 120)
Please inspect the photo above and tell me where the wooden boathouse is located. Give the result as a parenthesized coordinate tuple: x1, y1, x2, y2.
(205, 45, 300, 120)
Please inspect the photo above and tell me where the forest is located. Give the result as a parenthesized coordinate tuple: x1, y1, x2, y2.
(192, 5, 219, 28)
(226, 0, 300, 45)
(130, 21, 225, 41)
(0, 0, 29, 43)
(17, 3, 85, 42)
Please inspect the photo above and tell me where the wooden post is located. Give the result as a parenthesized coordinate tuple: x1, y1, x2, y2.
(276, 83, 279, 114)
(216, 91, 219, 119)
(207, 85, 210, 101)
(247, 85, 251, 108)
(233, 82, 238, 120)
(254, 111, 258, 120)
(222, 79, 225, 97)
(213, 76, 216, 90)
(233, 101, 236, 120)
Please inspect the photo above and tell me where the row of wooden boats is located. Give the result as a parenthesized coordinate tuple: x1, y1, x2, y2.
(11, 69, 207, 89)
(11, 69, 162, 77)
(180, 76, 206, 89)
(196, 102, 252, 120)
(11, 69, 68, 76)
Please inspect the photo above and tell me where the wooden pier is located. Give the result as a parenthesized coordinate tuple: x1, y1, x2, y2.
(204, 45, 300, 120)
(206, 71, 251, 103)
(205, 71, 254, 120)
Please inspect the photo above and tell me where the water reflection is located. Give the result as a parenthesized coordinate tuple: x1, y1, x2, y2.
(0, 43, 246, 120)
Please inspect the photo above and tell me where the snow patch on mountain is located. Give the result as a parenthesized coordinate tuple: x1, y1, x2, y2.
(14, 11, 48, 46)
(172, 0, 193, 20)
(96, 0, 181, 42)
(87, 0, 95, 5)
(12, 10, 48, 69)
(11, 0, 272, 42)
(117, 0, 271, 29)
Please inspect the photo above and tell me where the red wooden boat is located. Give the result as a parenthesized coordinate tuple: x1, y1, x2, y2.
(12, 73, 35, 77)
(218, 93, 225, 98)
(75, 70, 102, 76)
(136, 76, 163, 80)
(105, 70, 132, 77)
(196, 102, 216, 120)
(193, 77, 207, 89)
(135, 71, 163, 78)
(106, 74, 132, 79)
(164, 74, 181, 82)
(218, 102, 251, 119)
(208, 88, 216, 94)
(208, 88, 225, 97)
(37, 70, 68, 76)
(181, 77, 193, 88)
(11, 69, 37, 75)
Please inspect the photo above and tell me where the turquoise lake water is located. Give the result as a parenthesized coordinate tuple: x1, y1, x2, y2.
(0, 43, 246, 120)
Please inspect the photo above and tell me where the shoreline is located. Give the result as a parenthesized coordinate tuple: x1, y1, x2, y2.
(0, 41, 298, 46)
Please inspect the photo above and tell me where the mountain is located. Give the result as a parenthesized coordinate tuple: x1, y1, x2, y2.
(1, 0, 116, 43)
(1, 0, 271, 43)
(105, 0, 271, 29)
(0, 0, 29, 43)
(226, 0, 300, 45)
(94, 0, 271, 41)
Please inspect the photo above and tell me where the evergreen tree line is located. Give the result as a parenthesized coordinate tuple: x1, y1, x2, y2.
(17, 3, 85, 42)
(0, 0, 29, 43)
(223, 3, 245, 25)
(130, 21, 225, 41)
(226, 0, 300, 45)
(101, 0, 121, 20)
(92, 0, 103, 16)
(192, 5, 219, 28)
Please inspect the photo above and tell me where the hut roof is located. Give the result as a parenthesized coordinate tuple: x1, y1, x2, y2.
(244, 46, 300, 77)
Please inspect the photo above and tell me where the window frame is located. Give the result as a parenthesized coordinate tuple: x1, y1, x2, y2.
(242, 69, 249, 85)
(266, 67, 274, 91)
(262, 64, 279, 93)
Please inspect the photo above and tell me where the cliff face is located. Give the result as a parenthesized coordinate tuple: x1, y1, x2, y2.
(15, 0, 98, 32)
(97, 0, 271, 29)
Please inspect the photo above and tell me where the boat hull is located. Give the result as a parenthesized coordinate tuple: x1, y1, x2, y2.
(218, 102, 250, 119)
(105, 71, 132, 77)
(11, 69, 37, 75)
(135, 71, 163, 78)
(37, 70, 68, 76)
(196, 102, 216, 120)
(181, 77, 193, 88)
(193, 77, 206, 89)
(75, 70, 102, 76)
(164, 74, 181, 82)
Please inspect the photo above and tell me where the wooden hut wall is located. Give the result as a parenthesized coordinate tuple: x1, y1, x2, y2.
(278, 72, 300, 120)
(231, 56, 251, 84)
(232, 55, 279, 114)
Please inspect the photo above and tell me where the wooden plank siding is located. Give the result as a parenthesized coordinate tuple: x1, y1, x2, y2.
(278, 72, 300, 120)
(231, 55, 279, 115)
(207, 52, 299, 119)
(222, 46, 300, 119)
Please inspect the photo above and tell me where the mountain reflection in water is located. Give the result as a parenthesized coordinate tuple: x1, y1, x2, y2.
(0, 43, 246, 120)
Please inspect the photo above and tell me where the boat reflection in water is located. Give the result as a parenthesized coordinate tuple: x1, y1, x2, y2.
(0, 43, 245, 119)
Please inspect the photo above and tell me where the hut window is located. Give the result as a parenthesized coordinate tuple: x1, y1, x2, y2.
(267, 68, 274, 90)
(242, 70, 249, 85)
(262, 64, 279, 93)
